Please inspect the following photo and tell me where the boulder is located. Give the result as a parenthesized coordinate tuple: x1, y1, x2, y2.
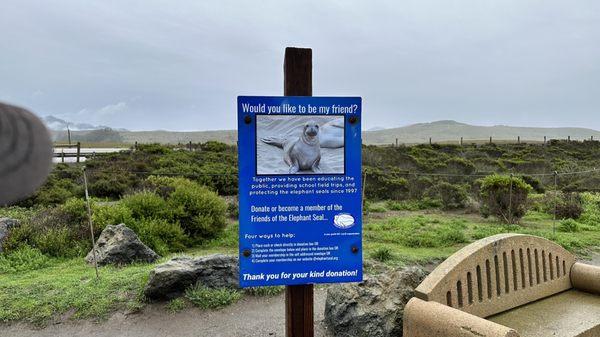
(0, 218, 20, 253)
(85, 224, 159, 266)
(324, 266, 428, 337)
(144, 254, 239, 300)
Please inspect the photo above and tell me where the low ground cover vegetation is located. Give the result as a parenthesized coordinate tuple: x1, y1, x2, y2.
(1, 141, 599, 324)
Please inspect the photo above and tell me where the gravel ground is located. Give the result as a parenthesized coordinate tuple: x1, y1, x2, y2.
(0, 287, 330, 337)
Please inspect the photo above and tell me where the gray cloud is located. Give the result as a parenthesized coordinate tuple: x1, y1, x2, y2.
(0, 0, 599, 131)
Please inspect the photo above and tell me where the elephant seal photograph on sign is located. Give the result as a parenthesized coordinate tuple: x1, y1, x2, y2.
(256, 115, 345, 175)
(262, 121, 322, 173)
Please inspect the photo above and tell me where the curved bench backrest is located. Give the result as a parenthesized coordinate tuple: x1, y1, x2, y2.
(415, 234, 575, 318)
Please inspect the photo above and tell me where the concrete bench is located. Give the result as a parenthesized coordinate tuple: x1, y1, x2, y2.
(403, 234, 600, 337)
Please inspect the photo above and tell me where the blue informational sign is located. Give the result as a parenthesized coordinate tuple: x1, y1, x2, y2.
(237, 96, 362, 287)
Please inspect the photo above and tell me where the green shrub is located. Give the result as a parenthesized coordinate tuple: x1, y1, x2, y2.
(33, 227, 90, 258)
(121, 191, 169, 220)
(435, 182, 469, 210)
(408, 176, 434, 199)
(555, 193, 584, 220)
(226, 201, 239, 219)
(3, 202, 91, 258)
(59, 198, 89, 225)
(92, 203, 135, 230)
(136, 143, 172, 154)
(0, 246, 51, 273)
(194, 162, 238, 196)
(479, 175, 532, 224)
(519, 175, 545, 193)
(370, 247, 394, 262)
(579, 192, 600, 227)
(129, 218, 187, 255)
(32, 186, 74, 206)
(527, 193, 546, 213)
(364, 167, 409, 200)
(558, 219, 581, 233)
(200, 141, 229, 152)
(0, 206, 39, 221)
(88, 176, 132, 199)
(185, 284, 242, 309)
(150, 177, 227, 240)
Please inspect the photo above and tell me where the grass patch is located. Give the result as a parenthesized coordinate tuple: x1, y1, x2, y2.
(558, 219, 581, 233)
(0, 258, 153, 325)
(244, 286, 284, 296)
(166, 298, 187, 313)
(0, 246, 51, 273)
(0, 206, 40, 220)
(185, 284, 242, 309)
(370, 247, 394, 262)
(385, 198, 441, 211)
(367, 203, 388, 213)
(365, 215, 468, 248)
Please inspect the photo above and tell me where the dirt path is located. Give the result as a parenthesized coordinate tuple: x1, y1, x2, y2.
(3, 250, 597, 337)
(0, 288, 330, 337)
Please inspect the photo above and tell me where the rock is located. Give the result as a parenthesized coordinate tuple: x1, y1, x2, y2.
(0, 218, 20, 253)
(144, 254, 239, 300)
(85, 224, 159, 266)
(324, 266, 428, 337)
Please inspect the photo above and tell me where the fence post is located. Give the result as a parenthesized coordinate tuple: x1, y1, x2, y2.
(82, 167, 100, 279)
(395, 138, 398, 148)
(460, 137, 463, 146)
(429, 137, 432, 145)
(508, 173, 514, 225)
(517, 136, 520, 144)
(284, 47, 314, 337)
(544, 136, 547, 145)
(553, 171, 558, 235)
(76, 142, 81, 163)
(489, 136, 493, 144)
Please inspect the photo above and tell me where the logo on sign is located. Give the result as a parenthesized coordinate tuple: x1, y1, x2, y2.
(333, 213, 355, 229)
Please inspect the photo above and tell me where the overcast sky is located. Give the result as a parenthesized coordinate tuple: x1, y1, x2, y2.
(1, 1, 599, 131)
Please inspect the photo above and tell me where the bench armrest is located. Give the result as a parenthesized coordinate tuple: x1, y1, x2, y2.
(403, 298, 519, 337)
(571, 262, 600, 295)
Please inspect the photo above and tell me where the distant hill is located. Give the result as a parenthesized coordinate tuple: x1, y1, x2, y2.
(56, 120, 600, 145)
(44, 115, 128, 132)
(363, 120, 600, 145)
(118, 130, 237, 145)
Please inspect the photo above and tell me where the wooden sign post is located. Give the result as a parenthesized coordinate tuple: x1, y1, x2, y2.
(239, 47, 361, 336)
(283, 47, 315, 337)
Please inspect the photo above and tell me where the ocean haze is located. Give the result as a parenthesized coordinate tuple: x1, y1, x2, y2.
(0, 1, 599, 131)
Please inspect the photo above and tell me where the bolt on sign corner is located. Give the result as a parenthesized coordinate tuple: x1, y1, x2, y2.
(237, 96, 362, 287)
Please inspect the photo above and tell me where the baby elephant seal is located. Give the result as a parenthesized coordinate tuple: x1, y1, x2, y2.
(286, 122, 322, 173)
(261, 122, 322, 173)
